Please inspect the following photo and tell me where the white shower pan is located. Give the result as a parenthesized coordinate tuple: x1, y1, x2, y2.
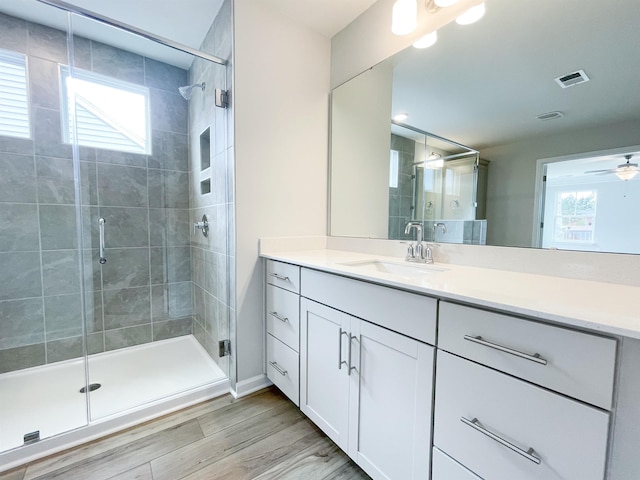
(0, 335, 229, 471)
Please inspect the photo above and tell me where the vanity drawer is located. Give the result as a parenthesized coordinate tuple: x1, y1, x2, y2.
(266, 333, 299, 406)
(432, 447, 482, 480)
(266, 260, 300, 294)
(301, 268, 437, 345)
(434, 351, 609, 480)
(438, 302, 617, 409)
(266, 284, 300, 351)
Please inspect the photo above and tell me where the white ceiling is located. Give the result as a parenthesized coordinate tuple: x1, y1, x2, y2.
(255, 0, 378, 38)
(389, 0, 640, 151)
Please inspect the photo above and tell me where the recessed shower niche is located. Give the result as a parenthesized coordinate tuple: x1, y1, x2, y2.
(199, 126, 212, 195)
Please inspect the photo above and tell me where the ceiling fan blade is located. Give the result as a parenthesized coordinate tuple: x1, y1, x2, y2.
(584, 169, 615, 174)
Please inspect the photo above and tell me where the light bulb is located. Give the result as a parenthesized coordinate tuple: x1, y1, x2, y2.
(456, 2, 486, 25)
(616, 167, 639, 181)
(393, 112, 409, 122)
(434, 0, 459, 6)
(392, 0, 417, 36)
(413, 31, 438, 49)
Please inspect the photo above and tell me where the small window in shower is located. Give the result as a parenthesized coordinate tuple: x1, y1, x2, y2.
(0, 49, 30, 139)
(60, 67, 151, 154)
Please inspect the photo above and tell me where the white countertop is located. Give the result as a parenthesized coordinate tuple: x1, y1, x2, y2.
(261, 249, 640, 339)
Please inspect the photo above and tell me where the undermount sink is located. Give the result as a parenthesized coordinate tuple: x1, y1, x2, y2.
(337, 260, 447, 277)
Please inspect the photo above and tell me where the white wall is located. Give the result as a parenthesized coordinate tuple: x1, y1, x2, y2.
(330, 63, 393, 237)
(233, 0, 331, 383)
(483, 119, 640, 247)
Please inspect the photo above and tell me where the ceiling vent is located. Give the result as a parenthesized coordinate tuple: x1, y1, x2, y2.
(536, 111, 564, 121)
(555, 70, 590, 88)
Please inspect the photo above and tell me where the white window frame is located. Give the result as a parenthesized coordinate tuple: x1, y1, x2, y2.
(60, 66, 151, 155)
(0, 48, 30, 139)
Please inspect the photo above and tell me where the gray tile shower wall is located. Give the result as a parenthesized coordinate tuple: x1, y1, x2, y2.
(188, 0, 234, 377)
(389, 134, 416, 240)
(0, 12, 193, 374)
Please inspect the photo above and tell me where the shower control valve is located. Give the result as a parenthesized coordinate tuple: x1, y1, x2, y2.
(193, 214, 209, 237)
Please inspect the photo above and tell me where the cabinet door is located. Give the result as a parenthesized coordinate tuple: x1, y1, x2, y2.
(349, 319, 434, 480)
(300, 298, 350, 451)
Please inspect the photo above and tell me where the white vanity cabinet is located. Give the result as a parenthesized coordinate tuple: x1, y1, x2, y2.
(300, 269, 436, 480)
(265, 260, 301, 405)
(434, 301, 616, 480)
(262, 255, 620, 480)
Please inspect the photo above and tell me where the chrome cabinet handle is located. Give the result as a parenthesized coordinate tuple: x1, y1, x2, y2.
(98, 218, 107, 264)
(461, 417, 541, 465)
(269, 311, 288, 323)
(463, 335, 547, 365)
(269, 361, 287, 376)
(349, 334, 357, 375)
(338, 329, 348, 370)
(269, 272, 290, 281)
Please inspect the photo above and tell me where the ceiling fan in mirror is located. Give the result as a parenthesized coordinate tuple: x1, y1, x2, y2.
(584, 155, 639, 181)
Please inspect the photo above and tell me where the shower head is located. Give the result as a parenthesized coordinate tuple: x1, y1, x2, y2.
(178, 82, 205, 100)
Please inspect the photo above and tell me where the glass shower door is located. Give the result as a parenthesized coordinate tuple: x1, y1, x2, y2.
(0, 2, 90, 453)
(67, 8, 232, 421)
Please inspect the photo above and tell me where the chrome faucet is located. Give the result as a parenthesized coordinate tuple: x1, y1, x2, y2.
(433, 222, 447, 235)
(404, 221, 433, 263)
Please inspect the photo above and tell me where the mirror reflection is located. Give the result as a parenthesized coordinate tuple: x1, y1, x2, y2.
(330, 0, 640, 254)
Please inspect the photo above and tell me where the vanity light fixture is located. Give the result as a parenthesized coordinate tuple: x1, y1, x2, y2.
(413, 31, 438, 49)
(455, 2, 486, 25)
(392, 0, 418, 35)
(393, 112, 409, 122)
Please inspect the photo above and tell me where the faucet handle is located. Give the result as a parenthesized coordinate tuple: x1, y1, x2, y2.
(406, 243, 415, 259)
(422, 243, 433, 263)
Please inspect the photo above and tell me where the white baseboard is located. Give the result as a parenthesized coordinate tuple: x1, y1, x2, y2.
(232, 374, 272, 398)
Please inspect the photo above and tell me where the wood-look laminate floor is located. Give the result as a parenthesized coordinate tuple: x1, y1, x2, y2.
(1, 388, 371, 480)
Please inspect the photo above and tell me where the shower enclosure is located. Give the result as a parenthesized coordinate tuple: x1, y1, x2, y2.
(389, 122, 488, 244)
(0, 0, 234, 468)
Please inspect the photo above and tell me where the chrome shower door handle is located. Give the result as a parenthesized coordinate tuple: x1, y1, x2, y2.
(98, 218, 107, 264)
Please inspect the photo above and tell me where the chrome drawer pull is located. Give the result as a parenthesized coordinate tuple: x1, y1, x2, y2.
(269, 361, 287, 376)
(463, 335, 547, 365)
(269, 273, 290, 281)
(461, 417, 541, 465)
(269, 311, 288, 323)
(338, 329, 348, 370)
(349, 334, 358, 375)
